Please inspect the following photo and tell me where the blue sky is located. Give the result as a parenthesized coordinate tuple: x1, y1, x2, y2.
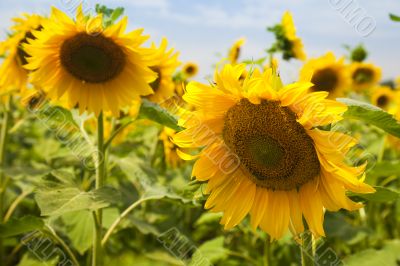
(1, 0, 399, 82)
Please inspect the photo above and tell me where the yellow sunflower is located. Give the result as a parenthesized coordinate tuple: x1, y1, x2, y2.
(182, 62, 199, 78)
(228, 38, 245, 64)
(349, 62, 381, 91)
(145, 38, 180, 104)
(173, 64, 374, 239)
(24, 6, 157, 116)
(160, 128, 183, 168)
(0, 14, 44, 95)
(281, 11, 306, 61)
(300, 52, 349, 99)
(370, 86, 396, 111)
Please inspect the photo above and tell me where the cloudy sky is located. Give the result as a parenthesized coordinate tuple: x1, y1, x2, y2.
(1, 0, 399, 82)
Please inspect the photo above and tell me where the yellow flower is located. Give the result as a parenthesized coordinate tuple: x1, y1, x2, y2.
(24, 6, 157, 116)
(370, 86, 396, 111)
(173, 64, 374, 240)
(300, 52, 349, 99)
(160, 128, 183, 168)
(145, 38, 180, 104)
(349, 62, 381, 91)
(281, 11, 306, 61)
(228, 38, 245, 64)
(182, 62, 199, 78)
(0, 14, 44, 94)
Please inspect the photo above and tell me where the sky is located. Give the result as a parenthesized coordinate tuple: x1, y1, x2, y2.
(0, 0, 399, 83)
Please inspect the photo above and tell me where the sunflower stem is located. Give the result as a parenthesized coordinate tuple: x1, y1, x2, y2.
(0, 96, 12, 266)
(263, 235, 271, 266)
(92, 112, 105, 266)
(300, 230, 314, 266)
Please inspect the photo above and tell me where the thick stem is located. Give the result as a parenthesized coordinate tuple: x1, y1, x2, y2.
(92, 112, 105, 266)
(301, 230, 314, 266)
(263, 235, 271, 266)
(0, 97, 11, 266)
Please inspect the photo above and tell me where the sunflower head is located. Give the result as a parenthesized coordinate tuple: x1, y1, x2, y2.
(370, 86, 396, 111)
(350, 62, 381, 91)
(182, 62, 199, 78)
(144, 38, 180, 104)
(24, 5, 158, 116)
(268, 11, 306, 61)
(0, 13, 45, 94)
(174, 64, 374, 239)
(300, 52, 349, 99)
(228, 38, 245, 64)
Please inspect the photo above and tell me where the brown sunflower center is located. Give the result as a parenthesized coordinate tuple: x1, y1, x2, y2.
(60, 33, 125, 83)
(222, 99, 320, 191)
(311, 68, 338, 92)
(353, 67, 373, 84)
(149, 66, 162, 91)
(185, 65, 195, 75)
(377, 95, 389, 108)
(17, 26, 42, 66)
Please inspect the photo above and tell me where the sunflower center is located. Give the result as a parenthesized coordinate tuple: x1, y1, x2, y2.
(185, 66, 195, 74)
(223, 99, 320, 191)
(60, 33, 125, 83)
(149, 66, 162, 91)
(377, 95, 389, 108)
(353, 67, 373, 84)
(311, 68, 338, 92)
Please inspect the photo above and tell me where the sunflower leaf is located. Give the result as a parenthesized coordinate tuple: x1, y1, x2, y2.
(0, 216, 44, 238)
(338, 98, 400, 138)
(138, 99, 182, 131)
(349, 186, 400, 202)
(189, 237, 229, 266)
(343, 240, 400, 265)
(368, 160, 400, 178)
(389, 13, 400, 22)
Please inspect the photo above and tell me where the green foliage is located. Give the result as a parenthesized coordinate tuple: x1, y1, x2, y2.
(389, 13, 400, 22)
(0, 216, 44, 238)
(350, 186, 400, 203)
(350, 44, 368, 62)
(139, 99, 182, 131)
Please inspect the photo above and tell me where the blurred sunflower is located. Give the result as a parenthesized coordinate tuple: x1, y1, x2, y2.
(370, 86, 395, 111)
(24, 6, 157, 116)
(0, 14, 44, 95)
(182, 62, 199, 78)
(228, 38, 245, 64)
(160, 128, 183, 168)
(300, 52, 349, 99)
(173, 64, 374, 239)
(145, 38, 180, 104)
(349, 62, 381, 91)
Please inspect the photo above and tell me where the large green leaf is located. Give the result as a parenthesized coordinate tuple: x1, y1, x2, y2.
(138, 99, 182, 131)
(18, 253, 59, 266)
(0, 216, 44, 238)
(189, 237, 228, 266)
(343, 240, 400, 266)
(350, 186, 400, 203)
(338, 98, 400, 138)
(368, 160, 400, 178)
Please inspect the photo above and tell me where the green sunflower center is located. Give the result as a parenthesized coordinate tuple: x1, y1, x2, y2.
(223, 99, 320, 191)
(353, 67, 374, 84)
(149, 66, 162, 91)
(311, 68, 338, 92)
(60, 33, 125, 83)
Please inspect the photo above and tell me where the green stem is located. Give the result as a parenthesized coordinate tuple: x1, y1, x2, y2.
(0, 97, 11, 266)
(263, 235, 271, 266)
(301, 230, 314, 266)
(92, 112, 105, 266)
(45, 225, 80, 266)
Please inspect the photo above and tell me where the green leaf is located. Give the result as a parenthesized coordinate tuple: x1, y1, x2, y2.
(139, 99, 182, 131)
(0, 216, 44, 238)
(389, 13, 400, 22)
(18, 253, 59, 266)
(343, 240, 400, 266)
(111, 7, 125, 22)
(189, 237, 228, 266)
(36, 186, 120, 216)
(62, 211, 94, 255)
(35, 105, 79, 130)
(338, 98, 400, 138)
(368, 160, 400, 178)
(350, 186, 400, 202)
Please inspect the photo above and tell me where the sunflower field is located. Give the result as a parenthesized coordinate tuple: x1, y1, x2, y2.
(1, 2, 400, 266)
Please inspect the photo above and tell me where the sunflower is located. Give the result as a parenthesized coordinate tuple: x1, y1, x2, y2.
(24, 6, 157, 116)
(228, 38, 245, 64)
(173, 64, 374, 239)
(0, 14, 44, 95)
(182, 62, 199, 78)
(160, 128, 183, 168)
(370, 86, 396, 111)
(145, 38, 180, 104)
(349, 62, 381, 91)
(300, 52, 349, 99)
